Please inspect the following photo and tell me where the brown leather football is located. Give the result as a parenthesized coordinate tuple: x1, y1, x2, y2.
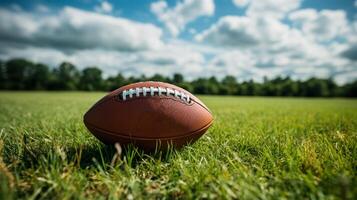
(83, 81, 213, 151)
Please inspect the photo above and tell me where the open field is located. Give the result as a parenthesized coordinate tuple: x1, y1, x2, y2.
(0, 92, 356, 199)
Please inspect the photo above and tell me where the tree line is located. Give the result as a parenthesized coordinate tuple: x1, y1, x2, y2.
(0, 58, 356, 97)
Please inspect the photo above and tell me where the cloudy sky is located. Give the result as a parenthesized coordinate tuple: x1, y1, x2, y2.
(0, 0, 356, 84)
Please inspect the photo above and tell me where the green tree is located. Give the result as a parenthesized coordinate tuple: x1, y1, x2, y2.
(50, 62, 79, 90)
(1, 57, 356, 97)
(150, 74, 168, 82)
(106, 73, 127, 91)
(261, 84, 277, 96)
(5, 59, 34, 90)
(192, 78, 209, 94)
(238, 81, 249, 95)
(25, 63, 50, 90)
(221, 75, 238, 95)
(326, 78, 338, 97)
(302, 78, 329, 97)
(207, 77, 219, 94)
(280, 78, 298, 96)
(192, 77, 219, 95)
(0, 60, 5, 89)
(178, 82, 193, 92)
(342, 80, 357, 97)
(79, 67, 103, 91)
(172, 73, 184, 84)
(244, 80, 260, 96)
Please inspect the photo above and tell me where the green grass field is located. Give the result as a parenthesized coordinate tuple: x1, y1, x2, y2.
(0, 92, 356, 199)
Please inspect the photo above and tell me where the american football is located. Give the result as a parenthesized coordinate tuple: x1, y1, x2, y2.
(2, 0, 355, 198)
(83, 81, 213, 150)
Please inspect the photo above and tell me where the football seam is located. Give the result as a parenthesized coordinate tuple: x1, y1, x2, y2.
(114, 95, 211, 114)
(119, 86, 191, 103)
(114, 95, 195, 106)
(88, 82, 211, 113)
(84, 119, 213, 141)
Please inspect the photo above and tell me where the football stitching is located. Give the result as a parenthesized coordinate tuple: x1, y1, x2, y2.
(119, 86, 191, 103)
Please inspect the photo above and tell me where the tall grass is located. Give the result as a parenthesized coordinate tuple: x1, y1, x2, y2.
(0, 92, 356, 199)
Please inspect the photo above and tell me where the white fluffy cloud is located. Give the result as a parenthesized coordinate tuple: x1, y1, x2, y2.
(0, 1, 356, 84)
(0, 5, 209, 79)
(289, 9, 349, 41)
(233, 0, 302, 19)
(341, 44, 357, 61)
(288, 8, 357, 66)
(0, 40, 207, 79)
(232, 0, 250, 7)
(0, 7, 163, 51)
(204, 44, 354, 83)
(195, 3, 356, 84)
(195, 16, 290, 47)
(335, 70, 357, 85)
(150, 0, 214, 36)
(94, 1, 113, 14)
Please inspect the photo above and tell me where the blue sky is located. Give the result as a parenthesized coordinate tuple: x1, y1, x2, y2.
(0, 0, 356, 84)
(1, 0, 355, 38)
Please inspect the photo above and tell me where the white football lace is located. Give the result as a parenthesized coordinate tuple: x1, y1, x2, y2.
(120, 87, 191, 103)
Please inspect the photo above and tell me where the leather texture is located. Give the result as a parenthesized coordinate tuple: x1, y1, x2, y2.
(84, 81, 213, 150)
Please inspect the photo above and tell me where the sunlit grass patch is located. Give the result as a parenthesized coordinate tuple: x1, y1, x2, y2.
(0, 92, 356, 199)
